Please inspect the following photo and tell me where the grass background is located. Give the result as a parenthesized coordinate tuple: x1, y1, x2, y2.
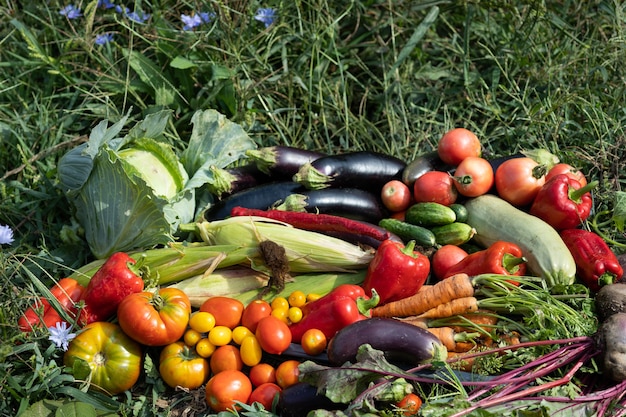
(1, 0, 626, 415)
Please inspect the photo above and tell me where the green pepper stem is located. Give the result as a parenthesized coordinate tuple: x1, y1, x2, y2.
(502, 254, 527, 273)
(401, 240, 418, 257)
(357, 289, 380, 317)
(569, 180, 598, 201)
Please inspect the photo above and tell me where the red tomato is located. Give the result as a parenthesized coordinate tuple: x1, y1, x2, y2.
(431, 245, 469, 280)
(495, 157, 546, 207)
(452, 157, 494, 197)
(117, 287, 191, 346)
(205, 369, 252, 412)
(437, 128, 481, 166)
(381, 180, 412, 212)
(546, 163, 587, 187)
(210, 345, 243, 374)
(255, 315, 292, 355)
(248, 382, 282, 410)
(241, 300, 272, 332)
(200, 297, 244, 329)
(395, 393, 423, 415)
(413, 171, 458, 206)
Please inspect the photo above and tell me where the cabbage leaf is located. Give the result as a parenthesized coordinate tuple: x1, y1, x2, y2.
(58, 109, 256, 259)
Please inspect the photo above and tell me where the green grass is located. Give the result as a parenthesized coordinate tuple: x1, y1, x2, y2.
(2, 0, 626, 415)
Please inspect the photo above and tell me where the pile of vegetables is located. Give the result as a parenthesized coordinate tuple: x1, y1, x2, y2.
(18, 114, 626, 416)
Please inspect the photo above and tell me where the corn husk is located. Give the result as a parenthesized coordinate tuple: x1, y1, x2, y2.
(196, 216, 375, 273)
(169, 267, 367, 307)
(69, 243, 255, 286)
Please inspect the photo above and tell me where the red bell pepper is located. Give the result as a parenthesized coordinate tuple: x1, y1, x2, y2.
(79, 252, 145, 324)
(18, 278, 85, 333)
(442, 240, 527, 279)
(362, 239, 430, 305)
(300, 284, 367, 317)
(560, 228, 623, 291)
(529, 174, 597, 230)
(288, 291, 378, 343)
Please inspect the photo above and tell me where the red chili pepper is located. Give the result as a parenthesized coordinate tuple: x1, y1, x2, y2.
(288, 293, 378, 343)
(299, 284, 367, 317)
(18, 278, 85, 333)
(442, 240, 527, 280)
(529, 174, 597, 230)
(560, 228, 623, 291)
(79, 252, 145, 324)
(362, 239, 430, 305)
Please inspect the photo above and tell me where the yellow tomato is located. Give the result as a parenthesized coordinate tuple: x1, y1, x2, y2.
(287, 307, 303, 324)
(196, 338, 217, 358)
(208, 325, 232, 346)
(183, 329, 202, 346)
(287, 290, 307, 308)
(239, 335, 263, 367)
(232, 325, 254, 345)
(189, 311, 216, 333)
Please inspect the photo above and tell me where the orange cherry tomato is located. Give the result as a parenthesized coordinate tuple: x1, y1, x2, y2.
(200, 297, 244, 329)
(300, 328, 327, 356)
(249, 363, 277, 387)
(395, 393, 423, 415)
(275, 359, 300, 389)
(452, 156, 494, 197)
(205, 369, 252, 412)
(210, 345, 243, 374)
(437, 127, 481, 166)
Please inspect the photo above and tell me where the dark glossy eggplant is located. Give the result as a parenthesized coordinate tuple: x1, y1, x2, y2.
(276, 382, 345, 417)
(207, 164, 272, 199)
(246, 146, 326, 177)
(293, 151, 406, 191)
(326, 317, 448, 367)
(274, 188, 389, 223)
(486, 152, 524, 173)
(402, 151, 453, 187)
(203, 181, 305, 221)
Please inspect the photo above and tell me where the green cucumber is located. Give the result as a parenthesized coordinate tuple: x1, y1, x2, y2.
(405, 202, 456, 227)
(449, 204, 469, 223)
(464, 194, 576, 287)
(378, 218, 437, 247)
(430, 222, 476, 246)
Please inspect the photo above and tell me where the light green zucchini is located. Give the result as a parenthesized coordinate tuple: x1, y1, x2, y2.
(464, 194, 576, 287)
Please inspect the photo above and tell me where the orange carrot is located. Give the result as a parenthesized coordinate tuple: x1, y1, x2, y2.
(424, 326, 480, 352)
(371, 273, 473, 318)
(417, 296, 479, 319)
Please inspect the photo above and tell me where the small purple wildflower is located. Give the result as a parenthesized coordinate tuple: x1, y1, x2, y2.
(181, 11, 215, 31)
(95, 33, 114, 45)
(0, 225, 14, 245)
(97, 0, 115, 9)
(48, 322, 76, 351)
(59, 4, 82, 19)
(254, 8, 276, 28)
(127, 10, 150, 23)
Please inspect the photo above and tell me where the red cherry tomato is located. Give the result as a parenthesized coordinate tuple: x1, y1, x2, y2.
(241, 299, 272, 333)
(437, 128, 481, 166)
(200, 297, 244, 329)
(431, 245, 469, 280)
(248, 382, 282, 410)
(495, 157, 546, 207)
(546, 163, 587, 187)
(205, 370, 252, 412)
(395, 393, 423, 415)
(255, 316, 292, 355)
(452, 156, 494, 197)
(413, 171, 457, 206)
(381, 180, 413, 212)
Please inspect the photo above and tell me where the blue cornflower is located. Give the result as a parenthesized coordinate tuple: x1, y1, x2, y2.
(97, 0, 115, 9)
(254, 8, 276, 28)
(95, 32, 114, 45)
(115, 5, 128, 14)
(0, 225, 14, 245)
(48, 322, 76, 351)
(199, 12, 216, 24)
(127, 10, 150, 23)
(59, 4, 82, 19)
